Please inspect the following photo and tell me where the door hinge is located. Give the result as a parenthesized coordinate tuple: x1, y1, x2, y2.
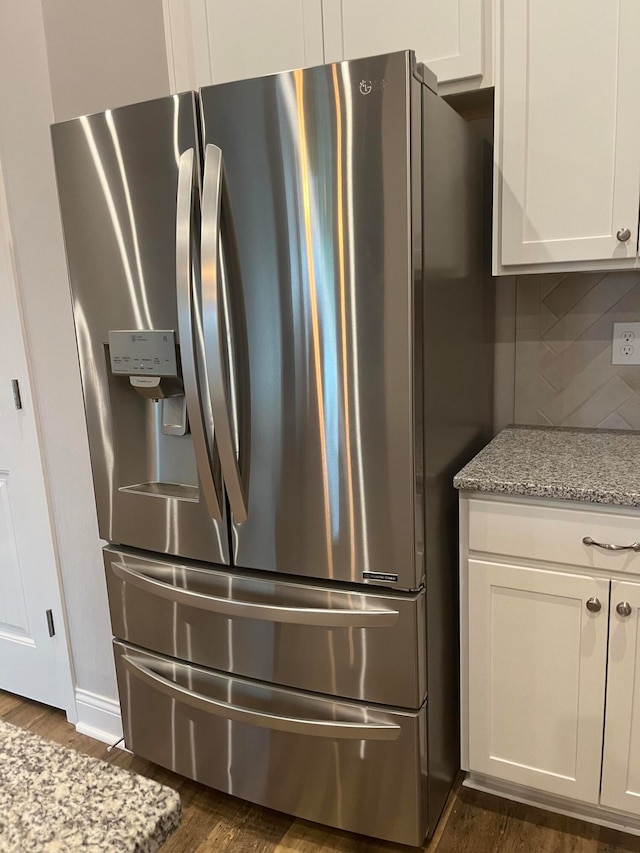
(46, 609, 55, 637)
(11, 379, 22, 410)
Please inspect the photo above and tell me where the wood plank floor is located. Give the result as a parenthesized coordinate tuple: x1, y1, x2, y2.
(2, 689, 640, 852)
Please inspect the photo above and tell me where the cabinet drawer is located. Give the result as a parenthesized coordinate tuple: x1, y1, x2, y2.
(105, 547, 425, 708)
(114, 642, 427, 846)
(467, 498, 640, 573)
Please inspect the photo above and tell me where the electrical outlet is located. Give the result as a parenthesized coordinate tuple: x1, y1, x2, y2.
(612, 322, 640, 365)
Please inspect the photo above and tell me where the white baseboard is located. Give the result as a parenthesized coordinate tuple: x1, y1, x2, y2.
(465, 772, 640, 837)
(74, 688, 123, 746)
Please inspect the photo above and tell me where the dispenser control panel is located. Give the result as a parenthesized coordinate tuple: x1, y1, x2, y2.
(108, 330, 178, 377)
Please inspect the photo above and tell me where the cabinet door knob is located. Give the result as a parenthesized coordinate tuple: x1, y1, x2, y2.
(616, 227, 631, 242)
(586, 597, 602, 613)
(616, 601, 632, 618)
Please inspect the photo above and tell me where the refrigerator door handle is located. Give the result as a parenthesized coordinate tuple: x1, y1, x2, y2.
(201, 143, 248, 522)
(176, 148, 223, 521)
(111, 559, 400, 627)
(122, 655, 401, 740)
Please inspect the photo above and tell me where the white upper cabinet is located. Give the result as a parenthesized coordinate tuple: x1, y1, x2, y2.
(163, 0, 325, 89)
(163, 0, 493, 94)
(204, 0, 324, 84)
(322, 0, 493, 93)
(494, 0, 640, 274)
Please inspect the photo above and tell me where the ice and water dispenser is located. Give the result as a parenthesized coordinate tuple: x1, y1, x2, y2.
(106, 330, 199, 500)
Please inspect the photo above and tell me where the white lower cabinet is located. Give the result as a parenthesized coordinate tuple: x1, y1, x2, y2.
(601, 582, 640, 814)
(462, 495, 640, 827)
(468, 560, 609, 803)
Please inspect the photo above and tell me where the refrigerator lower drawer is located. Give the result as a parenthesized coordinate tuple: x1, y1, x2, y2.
(104, 546, 426, 708)
(113, 641, 427, 846)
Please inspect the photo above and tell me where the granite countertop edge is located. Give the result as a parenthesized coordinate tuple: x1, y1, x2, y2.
(452, 425, 640, 508)
(453, 476, 640, 507)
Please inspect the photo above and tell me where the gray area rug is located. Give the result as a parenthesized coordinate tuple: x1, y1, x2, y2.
(0, 719, 181, 852)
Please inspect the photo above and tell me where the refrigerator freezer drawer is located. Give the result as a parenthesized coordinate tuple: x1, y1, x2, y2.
(105, 546, 426, 709)
(113, 641, 428, 846)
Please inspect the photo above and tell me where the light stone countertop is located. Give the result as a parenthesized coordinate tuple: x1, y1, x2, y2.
(453, 425, 640, 507)
(0, 719, 181, 852)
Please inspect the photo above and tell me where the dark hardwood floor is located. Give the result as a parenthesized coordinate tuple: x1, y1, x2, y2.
(2, 689, 640, 852)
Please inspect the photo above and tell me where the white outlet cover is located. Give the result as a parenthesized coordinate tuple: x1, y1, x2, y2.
(612, 322, 640, 365)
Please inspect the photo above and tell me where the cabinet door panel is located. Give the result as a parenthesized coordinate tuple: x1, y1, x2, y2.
(325, 0, 483, 85)
(468, 560, 608, 803)
(497, 0, 640, 269)
(200, 0, 324, 84)
(601, 581, 640, 816)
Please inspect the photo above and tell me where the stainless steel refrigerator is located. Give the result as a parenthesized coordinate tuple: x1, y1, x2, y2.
(51, 50, 493, 846)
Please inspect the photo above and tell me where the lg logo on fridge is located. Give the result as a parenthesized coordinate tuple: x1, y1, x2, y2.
(359, 78, 389, 95)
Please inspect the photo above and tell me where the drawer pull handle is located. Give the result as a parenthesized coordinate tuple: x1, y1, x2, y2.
(122, 656, 401, 741)
(616, 601, 633, 618)
(111, 561, 399, 627)
(582, 536, 640, 553)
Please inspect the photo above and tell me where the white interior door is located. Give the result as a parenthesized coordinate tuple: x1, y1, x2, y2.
(0, 158, 75, 714)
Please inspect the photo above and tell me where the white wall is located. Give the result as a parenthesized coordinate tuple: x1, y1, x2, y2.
(0, 1, 170, 740)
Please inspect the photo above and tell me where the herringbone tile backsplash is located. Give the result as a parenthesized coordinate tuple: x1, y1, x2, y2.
(515, 271, 640, 429)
